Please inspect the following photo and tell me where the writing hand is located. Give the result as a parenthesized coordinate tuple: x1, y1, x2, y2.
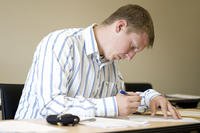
(116, 92, 141, 116)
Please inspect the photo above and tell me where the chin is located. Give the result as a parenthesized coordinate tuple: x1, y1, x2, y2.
(112, 58, 120, 61)
(111, 57, 117, 61)
(108, 58, 113, 61)
(107, 56, 113, 61)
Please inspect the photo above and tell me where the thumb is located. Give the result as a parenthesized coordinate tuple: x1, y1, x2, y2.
(126, 91, 139, 96)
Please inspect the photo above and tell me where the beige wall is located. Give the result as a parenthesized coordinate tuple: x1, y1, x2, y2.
(0, 0, 199, 95)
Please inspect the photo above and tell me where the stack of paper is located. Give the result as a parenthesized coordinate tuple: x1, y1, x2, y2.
(80, 117, 148, 128)
(179, 110, 200, 118)
(155, 109, 200, 119)
(80, 113, 200, 129)
(128, 115, 200, 123)
(166, 94, 200, 99)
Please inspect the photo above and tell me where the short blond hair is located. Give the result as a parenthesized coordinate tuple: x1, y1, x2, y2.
(102, 4, 154, 47)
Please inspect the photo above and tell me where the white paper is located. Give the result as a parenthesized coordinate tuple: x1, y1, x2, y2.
(79, 117, 96, 122)
(0, 120, 66, 133)
(155, 110, 200, 118)
(80, 117, 148, 128)
(129, 115, 200, 123)
(180, 110, 200, 118)
(166, 94, 200, 99)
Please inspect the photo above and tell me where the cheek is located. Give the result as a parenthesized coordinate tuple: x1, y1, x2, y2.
(116, 44, 130, 53)
(114, 36, 131, 53)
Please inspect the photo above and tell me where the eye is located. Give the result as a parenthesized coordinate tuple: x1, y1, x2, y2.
(131, 44, 137, 50)
(134, 48, 139, 52)
(131, 45, 140, 52)
(130, 43, 135, 49)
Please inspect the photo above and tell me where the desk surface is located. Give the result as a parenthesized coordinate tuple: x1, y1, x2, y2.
(0, 109, 200, 133)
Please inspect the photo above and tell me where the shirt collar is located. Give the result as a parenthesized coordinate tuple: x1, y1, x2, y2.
(83, 24, 99, 56)
(82, 24, 114, 68)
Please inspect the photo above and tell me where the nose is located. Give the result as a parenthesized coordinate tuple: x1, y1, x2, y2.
(129, 52, 136, 60)
(126, 51, 136, 60)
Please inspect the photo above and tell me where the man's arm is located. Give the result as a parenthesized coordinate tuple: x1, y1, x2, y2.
(40, 94, 118, 117)
(37, 32, 118, 118)
(115, 88, 181, 119)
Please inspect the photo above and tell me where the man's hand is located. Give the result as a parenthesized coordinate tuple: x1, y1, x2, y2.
(116, 92, 141, 116)
(150, 95, 182, 119)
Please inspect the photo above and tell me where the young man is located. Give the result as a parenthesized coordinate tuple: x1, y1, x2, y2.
(15, 4, 181, 119)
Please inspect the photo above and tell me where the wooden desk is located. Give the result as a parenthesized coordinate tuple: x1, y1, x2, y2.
(0, 109, 200, 133)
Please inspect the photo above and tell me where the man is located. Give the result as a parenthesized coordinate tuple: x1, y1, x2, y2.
(15, 4, 181, 119)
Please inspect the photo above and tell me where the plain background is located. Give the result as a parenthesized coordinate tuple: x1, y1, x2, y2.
(0, 0, 199, 95)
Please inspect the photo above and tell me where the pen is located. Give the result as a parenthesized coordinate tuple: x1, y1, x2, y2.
(119, 90, 146, 113)
(120, 89, 141, 95)
(119, 90, 129, 95)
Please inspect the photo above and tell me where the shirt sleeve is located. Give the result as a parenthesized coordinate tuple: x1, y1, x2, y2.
(38, 32, 118, 118)
(40, 94, 118, 117)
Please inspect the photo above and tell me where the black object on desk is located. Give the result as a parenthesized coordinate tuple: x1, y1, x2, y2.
(46, 114, 80, 126)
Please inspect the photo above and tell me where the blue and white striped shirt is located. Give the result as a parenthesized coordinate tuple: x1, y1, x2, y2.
(15, 24, 160, 119)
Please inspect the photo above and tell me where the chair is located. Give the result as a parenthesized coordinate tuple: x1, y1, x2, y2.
(125, 82, 153, 92)
(125, 83, 199, 108)
(0, 83, 24, 120)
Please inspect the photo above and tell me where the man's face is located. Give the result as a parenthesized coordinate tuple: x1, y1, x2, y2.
(105, 29, 148, 61)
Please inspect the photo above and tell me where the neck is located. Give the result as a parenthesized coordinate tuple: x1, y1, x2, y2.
(93, 24, 108, 56)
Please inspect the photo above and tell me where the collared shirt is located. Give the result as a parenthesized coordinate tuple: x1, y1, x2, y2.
(15, 24, 160, 119)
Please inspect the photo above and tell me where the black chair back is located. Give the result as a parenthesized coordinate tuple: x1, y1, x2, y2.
(0, 84, 24, 120)
(125, 82, 152, 92)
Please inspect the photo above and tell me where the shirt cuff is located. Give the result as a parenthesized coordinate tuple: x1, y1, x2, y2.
(143, 89, 161, 107)
(137, 89, 161, 113)
(95, 96, 118, 117)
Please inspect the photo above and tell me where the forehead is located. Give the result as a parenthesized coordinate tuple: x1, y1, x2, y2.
(129, 31, 149, 46)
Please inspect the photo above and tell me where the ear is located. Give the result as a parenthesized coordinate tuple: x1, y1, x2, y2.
(115, 19, 128, 33)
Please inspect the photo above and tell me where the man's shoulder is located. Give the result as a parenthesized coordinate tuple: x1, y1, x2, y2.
(49, 27, 84, 37)
(37, 27, 84, 47)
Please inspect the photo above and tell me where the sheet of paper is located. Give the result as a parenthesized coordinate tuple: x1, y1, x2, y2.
(80, 117, 148, 128)
(0, 120, 66, 132)
(79, 116, 96, 122)
(179, 110, 200, 118)
(166, 94, 200, 99)
(155, 110, 200, 118)
(128, 115, 200, 123)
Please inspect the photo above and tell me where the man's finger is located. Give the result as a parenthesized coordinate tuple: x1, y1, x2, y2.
(167, 104, 178, 119)
(150, 101, 157, 116)
(126, 92, 140, 96)
(168, 103, 182, 119)
(128, 95, 141, 102)
(176, 107, 182, 119)
(160, 101, 168, 118)
(129, 102, 140, 108)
